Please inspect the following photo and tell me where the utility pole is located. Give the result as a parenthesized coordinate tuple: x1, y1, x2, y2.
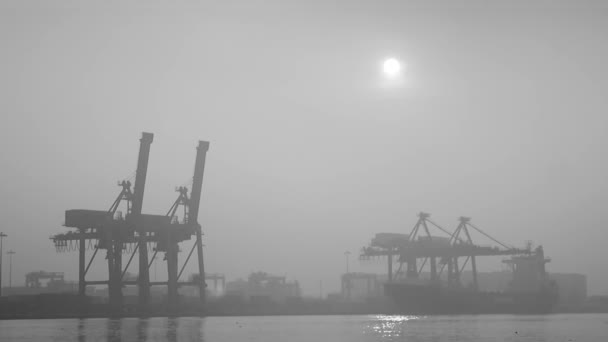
(7, 250, 15, 288)
(344, 251, 351, 274)
(344, 251, 352, 300)
(0, 232, 6, 296)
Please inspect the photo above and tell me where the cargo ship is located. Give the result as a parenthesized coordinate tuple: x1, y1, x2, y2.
(384, 246, 559, 314)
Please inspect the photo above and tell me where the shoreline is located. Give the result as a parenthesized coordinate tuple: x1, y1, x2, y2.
(2, 309, 607, 321)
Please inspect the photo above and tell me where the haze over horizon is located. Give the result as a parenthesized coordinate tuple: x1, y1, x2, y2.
(1, 0, 608, 296)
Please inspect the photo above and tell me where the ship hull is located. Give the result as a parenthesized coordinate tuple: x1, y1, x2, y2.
(384, 282, 557, 315)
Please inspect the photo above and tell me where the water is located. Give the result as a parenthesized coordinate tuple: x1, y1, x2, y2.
(0, 314, 606, 342)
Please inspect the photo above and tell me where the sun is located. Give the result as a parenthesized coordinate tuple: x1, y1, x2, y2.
(383, 58, 401, 78)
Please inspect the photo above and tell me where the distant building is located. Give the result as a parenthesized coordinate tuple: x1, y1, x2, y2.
(2, 271, 80, 296)
(224, 272, 300, 303)
(178, 273, 226, 298)
(585, 295, 608, 312)
(551, 273, 587, 308)
(341, 273, 383, 301)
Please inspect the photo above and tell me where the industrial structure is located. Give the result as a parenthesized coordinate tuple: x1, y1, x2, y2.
(50, 133, 210, 312)
(360, 212, 558, 314)
(455, 270, 587, 309)
(225, 272, 301, 303)
(191, 273, 226, 296)
(25, 271, 65, 289)
(341, 273, 381, 301)
(550, 273, 587, 308)
(0, 271, 78, 296)
(361, 212, 529, 288)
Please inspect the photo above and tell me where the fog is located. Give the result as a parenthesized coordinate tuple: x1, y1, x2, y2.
(1, 0, 607, 296)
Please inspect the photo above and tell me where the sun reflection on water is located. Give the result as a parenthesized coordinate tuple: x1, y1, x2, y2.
(367, 315, 424, 340)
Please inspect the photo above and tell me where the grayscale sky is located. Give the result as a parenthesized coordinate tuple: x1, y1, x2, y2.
(1, 0, 607, 296)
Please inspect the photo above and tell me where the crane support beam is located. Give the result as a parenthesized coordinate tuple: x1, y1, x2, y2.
(189, 141, 209, 307)
(430, 257, 437, 282)
(122, 243, 139, 280)
(362, 246, 525, 259)
(79, 233, 86, 296)
(177, 238, 199, 281)
(166, 231, 179, 310)
(121, 281, 199, 286)
(147, 250, 158, 270)
(84, 246, 99, 276)
(133, 132, 153, 308)
(471, 255, 478, 290)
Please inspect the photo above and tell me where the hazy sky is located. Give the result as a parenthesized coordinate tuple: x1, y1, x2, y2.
(1, 0, 608, 296)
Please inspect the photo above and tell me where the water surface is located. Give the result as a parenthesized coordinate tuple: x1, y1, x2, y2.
(0, 314, 606, 341)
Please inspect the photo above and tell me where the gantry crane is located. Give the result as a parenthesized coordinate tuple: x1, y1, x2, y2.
(51, 132, 153, 309)
(360, 212, 529, 289)
(51, 133, 210, 312)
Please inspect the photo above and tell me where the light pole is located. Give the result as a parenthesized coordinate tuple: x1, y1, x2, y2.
(344, 251, 351, 274)
(7, 250, 15, 289)
(0, 232, 6, 296)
